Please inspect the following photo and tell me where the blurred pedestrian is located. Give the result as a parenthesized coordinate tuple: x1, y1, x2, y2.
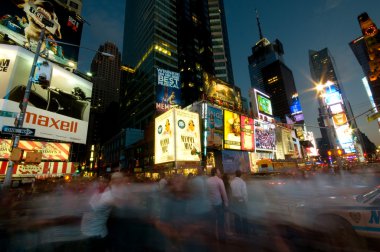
(80, 174, 120, 251)
(206, 167, 229, 243)
(230, 170, 248, 235)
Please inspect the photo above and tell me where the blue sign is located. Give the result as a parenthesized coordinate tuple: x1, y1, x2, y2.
(290, 96, 302, 115)
(2, 126, 35, 136)
(156, 68, 181, 112)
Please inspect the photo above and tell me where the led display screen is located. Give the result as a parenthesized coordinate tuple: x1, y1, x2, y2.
(325, 91, 342, 106)
(0, 0, 83, 68)
(240, 115, 254, 151)
(332, 113, 348, 126)
(254, 120, 276, 151)
(257, 93, 273, 116)
(329, 103, 344, 114)
(290, 96, 302, 115)
(156, 68, 181, 112)
(224, 110, 241, 150)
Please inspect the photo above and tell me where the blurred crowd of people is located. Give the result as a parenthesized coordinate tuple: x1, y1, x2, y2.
(0, 167, 252, 252)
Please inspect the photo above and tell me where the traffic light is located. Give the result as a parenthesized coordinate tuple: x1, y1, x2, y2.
(327, 150, 332, 156)
(337, 149, 343, 156)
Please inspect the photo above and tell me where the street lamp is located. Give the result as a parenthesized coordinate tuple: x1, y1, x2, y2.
(3, 24, 113, 188)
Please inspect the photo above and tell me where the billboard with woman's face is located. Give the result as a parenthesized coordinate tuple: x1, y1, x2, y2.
(224, 110, 241, 150)
(205, 105, 223, 148)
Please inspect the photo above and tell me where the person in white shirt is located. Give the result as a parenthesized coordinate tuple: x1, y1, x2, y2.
(230, 170, 248, 235)
(206, 168, 228, 243)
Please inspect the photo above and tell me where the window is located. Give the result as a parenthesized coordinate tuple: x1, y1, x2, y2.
(69, 1, 79, 9)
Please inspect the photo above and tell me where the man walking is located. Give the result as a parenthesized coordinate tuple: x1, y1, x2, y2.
(206, 168, 228, 243)
(230, 170, 248, 235)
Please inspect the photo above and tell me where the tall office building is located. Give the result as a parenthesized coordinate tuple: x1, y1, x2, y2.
(248, 12, 283, 91)
(309, 48, 360, 155)
(208, 0, 234, 84)
(247, 12, 299, 123)
(121, 0, 232, 130)
(121, 0, 178, 130)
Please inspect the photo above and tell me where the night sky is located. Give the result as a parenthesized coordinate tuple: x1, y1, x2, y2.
(78, 0, 380, 145)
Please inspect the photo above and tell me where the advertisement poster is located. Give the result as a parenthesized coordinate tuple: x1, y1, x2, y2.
(240, 115, 254, 151)
(0, 0, 83, 68)
(335, 124, 355, 153)
(156, 68, 181, 112)
(203, 72, 242, 110)
(0, 139, 70, 161)
(290, 94, 302, 115)
(0, 161, 76, 177)
(254, 120, 276, 151)
(174, 109, 201, 162)
(0, 45, 92, 144)
(205, 105, 223, 148)
(154, 110, 175, 164)
(224, 110, 241, 150)
(222, 150, 249, 174)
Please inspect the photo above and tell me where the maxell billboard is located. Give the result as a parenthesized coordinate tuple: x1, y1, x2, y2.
(0, 44, 92, 144)
(0, 0, 83, 68)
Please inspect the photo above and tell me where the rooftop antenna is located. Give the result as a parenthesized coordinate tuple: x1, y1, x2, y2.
(255, 9, 264, 40)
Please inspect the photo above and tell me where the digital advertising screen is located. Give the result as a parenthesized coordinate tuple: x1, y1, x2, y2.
(156, 68, 181, 112)
(174, 109, 201, 162)
(329, 103, 344, 115)
(332, 113, 348, 126)
(324, 91, 342, 106)
(154, 110, 175, 164)
(224, 110, 241, 150)
(0, 45, 92, 144)
(335, 124, 355, 153)
(0, 0, 84, 68)
(205, 105, 223, 148)
(257, 93, 273, 116)
(240, 115, 254, 151)
(290, 95, 302, 115)
(254, 120, 276, 151)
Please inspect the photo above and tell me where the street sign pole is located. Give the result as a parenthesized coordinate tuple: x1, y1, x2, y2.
(3, 28, 45, 188)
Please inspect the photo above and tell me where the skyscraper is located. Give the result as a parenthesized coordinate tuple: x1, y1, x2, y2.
(121, 0, 233, 130)
(309, 48, 361, 155)
(208, 0, 234, 84)
(247, 12, 299, 123)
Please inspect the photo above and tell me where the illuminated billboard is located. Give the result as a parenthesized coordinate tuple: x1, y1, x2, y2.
(332, 113, 348, 126)
(155, 110, 175, 164)
(155, 108, 201, 164)
(174, 109, 201, 162)
(203, 72, 242, 110)
(205, 105, 223, 148)
(257, 93, 272, 116)
(335, 124, 355, 153)
(290, 94, 302, 115)
(240, 115, 254, 151)
(0, 161, 76, 177)
(0, 139, 70, 161)
(0, 45, 92, 144)
(0, 0, 83, 68)
(329, 103, 344, 115)
(254, 120, 276, 151)
(224, 110, 241, 150)
(156, 68, 181, 112)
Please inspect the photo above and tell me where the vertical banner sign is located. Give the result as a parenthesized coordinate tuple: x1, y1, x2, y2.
(224, 110, 241, 150)
(174, 109, 201, 162)
(156, 68, 181, 112)
(240, 115, 254, 151)
(206, 105, 223, 148)
(154, 110, 175, 164)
